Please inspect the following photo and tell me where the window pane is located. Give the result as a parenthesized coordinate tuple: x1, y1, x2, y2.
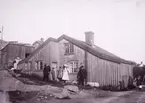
(73, 61, 78, 72)
(69, 63, 73, 73)
(70, 43, 74, 53)
(65, 44, 69, 54)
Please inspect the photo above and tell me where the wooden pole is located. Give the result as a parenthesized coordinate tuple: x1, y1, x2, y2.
(0, 25, 3, 49)
(1, 26, 3, 41)
(0, 26, 3, 67)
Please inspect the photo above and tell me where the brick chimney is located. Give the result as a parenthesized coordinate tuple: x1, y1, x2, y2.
(85, 31, 94, 46)
(40, 38, 44, 42)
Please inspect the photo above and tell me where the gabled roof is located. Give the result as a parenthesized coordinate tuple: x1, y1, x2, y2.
(32, 40, 44, 46)
(58, 35, 133, 64)
(19, 35, 135, 65)
(0, 39, 9, 50)
(19, 37, 57, 64)
(1, 42, 34, 51)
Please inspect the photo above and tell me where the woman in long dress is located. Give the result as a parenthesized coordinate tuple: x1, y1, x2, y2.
(57, 66, 63, 81)
(62, 65, 69, 83)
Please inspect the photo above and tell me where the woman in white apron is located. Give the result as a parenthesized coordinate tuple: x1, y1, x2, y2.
(62, 65, 69, 83)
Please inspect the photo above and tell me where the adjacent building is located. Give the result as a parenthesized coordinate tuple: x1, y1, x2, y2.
(1, 42, 34, 68)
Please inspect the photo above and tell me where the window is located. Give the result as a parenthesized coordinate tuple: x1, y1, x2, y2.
(68, 61, 78, 73)
(64, 43, 74, 55)
(73, 61, 78, 72)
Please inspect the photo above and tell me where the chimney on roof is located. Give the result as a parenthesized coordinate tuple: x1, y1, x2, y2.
(85, 31, 94, 46)
(40, 38, 44, 42)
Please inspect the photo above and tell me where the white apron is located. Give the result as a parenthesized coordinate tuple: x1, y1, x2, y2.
(62, 68, 69, 81)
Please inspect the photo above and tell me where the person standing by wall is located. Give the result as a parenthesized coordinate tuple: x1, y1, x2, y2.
(47, 65, 51, 81)
(43, 64, 47, 81)
(43, 64, 50, 82)
(13, 57, 21, 70)
(11, 57, 22, 76)
(142, 75, 145, 85)
(57, 66, 63, 81)
(137, 76, 142, 86)
(62, 64, 69, 83)
(77, 65, 87, 88)
(51, 67, 56, 81)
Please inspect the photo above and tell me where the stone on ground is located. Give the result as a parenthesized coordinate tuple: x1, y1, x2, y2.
(53, 88, 71, 99)
(64, 85, 79, 93)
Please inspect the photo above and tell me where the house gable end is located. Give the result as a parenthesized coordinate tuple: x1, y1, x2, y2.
(19, 37, 57, 64)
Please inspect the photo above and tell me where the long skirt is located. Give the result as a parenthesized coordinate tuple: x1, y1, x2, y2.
(62, 71, 69, 81)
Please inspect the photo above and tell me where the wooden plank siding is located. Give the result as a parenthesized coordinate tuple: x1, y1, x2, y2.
(59, 39, 85, 67)
(1, 46, 8, 67)
(1, 43, 34, 68)
(23, 43, 51, 70)
(87, 53, 133, 86)
(30, 43, 50, 62)
(19, 41, 60, 71)
(17, 36, 135, 86)
(49, 42, 60, 66)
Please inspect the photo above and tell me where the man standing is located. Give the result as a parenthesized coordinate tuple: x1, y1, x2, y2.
(77, 65, 87, 88)
(43, 64, 50, 82)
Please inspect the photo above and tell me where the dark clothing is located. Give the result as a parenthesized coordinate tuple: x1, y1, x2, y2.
(142, 76, 145, 85)
(43, 66, 51, 81)
(77, 68, 87, 86)
(136, 78, 142, 86)
(43, 75, 49, 81)
(13, 60, 16, 64)
(134, 77, 142, 86)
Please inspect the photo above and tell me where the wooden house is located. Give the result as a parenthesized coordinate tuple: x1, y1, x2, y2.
(1, 43, 34, 68)
(18, 31, 135, 86)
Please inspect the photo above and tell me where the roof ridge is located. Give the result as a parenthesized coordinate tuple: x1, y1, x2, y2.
(62, 35, 133, 64)
(19, 37, 57, 64)
(19, 34, 134, 65)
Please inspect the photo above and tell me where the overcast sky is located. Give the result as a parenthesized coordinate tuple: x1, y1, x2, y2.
(0, 0, 145, 63)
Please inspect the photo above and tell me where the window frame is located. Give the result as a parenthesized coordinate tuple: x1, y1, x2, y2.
(64, 43, 74, 55)
(68, 60, 78, 74)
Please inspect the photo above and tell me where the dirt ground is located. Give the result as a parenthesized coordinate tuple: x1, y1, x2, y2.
(1, 90, 144, 103)
(1, 69, 145, 103)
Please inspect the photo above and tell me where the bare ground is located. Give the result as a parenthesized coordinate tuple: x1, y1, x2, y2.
(1, 69, 144, 103)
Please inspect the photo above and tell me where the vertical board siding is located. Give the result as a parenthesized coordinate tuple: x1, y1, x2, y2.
(87, 52, 133, 86)
(29, 43, 51, 70)
(21, 41, 60, 70)
(31, 43, 50, 62)
(59, 39, 85, 67)
(2, 44, 34, 68)
(49, 42, 59, 64)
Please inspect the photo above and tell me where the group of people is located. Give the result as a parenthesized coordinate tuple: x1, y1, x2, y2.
(42, 63, 87, 87)
(43, 64, 70, 83)
(134, 75, 145, 87)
